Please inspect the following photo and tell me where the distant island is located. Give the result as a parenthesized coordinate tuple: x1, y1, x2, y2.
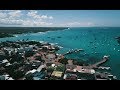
(0, 33, 14, 38)
(0, 27, 68, 38)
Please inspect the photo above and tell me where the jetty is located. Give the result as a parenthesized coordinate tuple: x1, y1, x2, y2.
(98, 66, 111, 70)
(89, 55, 109, 69)
(63, 49, 84, 55)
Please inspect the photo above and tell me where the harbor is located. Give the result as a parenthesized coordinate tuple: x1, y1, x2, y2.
(0, 27, 120, 80)
(0, 40, 117, 80)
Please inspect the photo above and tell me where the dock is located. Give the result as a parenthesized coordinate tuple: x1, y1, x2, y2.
(89, 55, 109, 68)
(98, 66, 111, 70)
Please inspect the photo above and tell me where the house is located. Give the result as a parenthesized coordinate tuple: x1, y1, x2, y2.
(66, 64, 77, 73)
(31, 60, 41, 68)
(25, 68, 47, 80)
(7, 77, 14, 80)
(76, 66, 95, 74)
(51, 71, 63, 78)
(37, 64, 46, 72)
(33, 71, 46, 80)
(94, 72, 109, 80)
(0, 74, 14, 80)
(26, 69, 37, 75)
(17, 47, 24, 53)
(46, 53, 56, 60)
(0, 75, 5, 80)
(41, 45, 59, 51)
(63, 73, 77, 80)
(24, 46, 33, 52)
(41, 46, 49, 51)
(2, 59, 9, 64)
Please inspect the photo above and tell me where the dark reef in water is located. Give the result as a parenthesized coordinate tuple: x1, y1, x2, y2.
(115, 36, 120, 44)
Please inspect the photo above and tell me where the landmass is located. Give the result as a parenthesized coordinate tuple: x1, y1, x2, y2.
(0, 33, 14, 38)
(0, 40, 117, 80)
(0, 27, 68, 38)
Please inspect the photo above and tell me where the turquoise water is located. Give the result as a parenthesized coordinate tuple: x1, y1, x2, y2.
(0, 27, 120, 79)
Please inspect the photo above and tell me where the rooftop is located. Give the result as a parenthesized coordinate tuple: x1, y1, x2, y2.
(51, 71, 63, 78)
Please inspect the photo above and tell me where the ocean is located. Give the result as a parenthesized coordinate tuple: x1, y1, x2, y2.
(0, 27, 120, 79)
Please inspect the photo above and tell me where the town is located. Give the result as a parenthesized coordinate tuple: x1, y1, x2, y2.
(0, 40, 117, 80)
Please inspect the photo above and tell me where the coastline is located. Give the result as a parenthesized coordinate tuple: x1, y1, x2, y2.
(0, 33, 14, 38)
(0, 27, 119, 80)
(0, 40, 116, 80)
(0, 27, 68, 38)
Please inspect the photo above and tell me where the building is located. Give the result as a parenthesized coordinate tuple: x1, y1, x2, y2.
(51, 71, 63, 78)
(94, 72, 109, 80)
(0, 75, 5, 80)
(46, 53, 56, 60)
(76, 66, 95, 74)
(63, 73, 77, 80)
(33, 71, 46, 80)
(0, 74, 14, 80)
(37, 64, 46, 72)
(66, 64, 77, 73)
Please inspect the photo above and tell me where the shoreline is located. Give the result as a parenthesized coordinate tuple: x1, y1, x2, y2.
(0, 40, 117, 80)
(0, 27, 119, 80)
(0, 27, 68, 38)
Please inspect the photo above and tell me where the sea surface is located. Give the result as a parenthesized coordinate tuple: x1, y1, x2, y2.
(0, 27, 120, 79)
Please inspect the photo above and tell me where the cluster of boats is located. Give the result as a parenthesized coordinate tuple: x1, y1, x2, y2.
(64, 49, 84, 55)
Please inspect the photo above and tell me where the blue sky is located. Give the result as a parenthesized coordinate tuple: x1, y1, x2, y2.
(0, 10, 120, 27)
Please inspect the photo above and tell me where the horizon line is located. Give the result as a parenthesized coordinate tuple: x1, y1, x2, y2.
(0, 26, 120, 28)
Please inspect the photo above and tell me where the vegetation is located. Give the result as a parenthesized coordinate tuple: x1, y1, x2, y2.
(25, 51, 35, 58)
(0, 27, 68, 38)
(0, 33, 14, 38)
(55, 64, 65, 72)
(35, 56, 45, 63)
(47, 66, 55, 72)
(20, 41, 42, 46)
(25, 73, 33, 80)
(48, 77, 56, 80)
(10, 53, 24, 63)
(58, 58, 69, 65)
(5, 63, 25, 79)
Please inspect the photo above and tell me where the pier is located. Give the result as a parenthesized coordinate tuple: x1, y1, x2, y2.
(98, 66, 111, 70)
(63, 49, 84, 55)
(89, 55, 109, 69)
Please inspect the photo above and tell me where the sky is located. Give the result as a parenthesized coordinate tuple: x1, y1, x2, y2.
(0, 10, 120, 27)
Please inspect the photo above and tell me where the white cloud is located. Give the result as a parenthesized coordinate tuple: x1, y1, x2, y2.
(27, 11, 53, 20)
(8, 10, 23, 18)
(0, 12, 7, 18)
(22, 20, 34, 26)
(0, 18, 23, 25)
(49, 16, 53, 19)
(0, 10, 53, 27)
(65, 22, 95, 27)
(27, 11, 37, 17)
(22, 20, 53, 27)
(41, 15, 48, 19)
